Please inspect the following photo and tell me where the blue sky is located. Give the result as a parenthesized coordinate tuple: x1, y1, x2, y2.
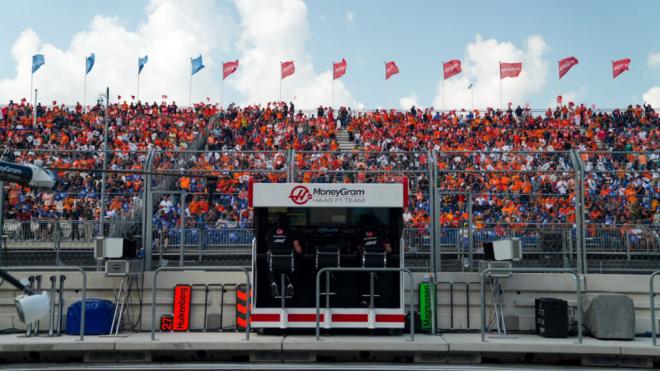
(1, 0, 659, 108)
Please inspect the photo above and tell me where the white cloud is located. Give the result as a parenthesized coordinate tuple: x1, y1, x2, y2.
(346, 11, 355, 23)
(0, 0, 236, 105)
(319, 14, 327, 22)
(432, 34, 548, 110)
(648, 52, 660, 69)
(399, 93, 419, 110)
(230, 0, 355, 108)
(0, 0, 357, 109)
(643, 86, 660, 107)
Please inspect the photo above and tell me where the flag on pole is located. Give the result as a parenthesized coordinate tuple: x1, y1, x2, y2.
(138, 55, 148, 74)
(385, 61, 399, 80)
(86, 53, 95, 75)
(223, 60, 239, 79)
(333, 58, 347, 80)
(281, 60, 295, 79)
(500, 62, 523, 79)
(612, 58, 631, 79)
(32, 54, 45, 73)
(443, 60, 462, 80)
(558, 57, 579, 79)
(191, 55, 205, 75)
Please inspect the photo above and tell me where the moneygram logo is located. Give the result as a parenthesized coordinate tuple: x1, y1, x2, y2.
(289, 185, 312, 205)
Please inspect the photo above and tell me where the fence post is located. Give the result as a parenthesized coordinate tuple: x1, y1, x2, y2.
(179, 189, 186, 267)
(288, 149, 295, 182)
(432, 151, 441, 275)
(142, 149, 155, 271)
(570, 150, 586, 275)
(467, 192, 474, 271)
(429, 150, 439, 275)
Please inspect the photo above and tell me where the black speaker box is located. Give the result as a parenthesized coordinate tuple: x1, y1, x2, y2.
(482, 242, 495, 260)
(535, 298, 568, 338)
(122, 238, 139, 258)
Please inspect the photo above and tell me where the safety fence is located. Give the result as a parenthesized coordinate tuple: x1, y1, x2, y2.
(0, 149, 657, 273)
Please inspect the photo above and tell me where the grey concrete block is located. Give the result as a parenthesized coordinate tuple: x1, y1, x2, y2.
(585, 294, 635, 340)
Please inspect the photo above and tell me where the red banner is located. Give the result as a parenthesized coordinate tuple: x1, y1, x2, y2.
(223, 60, 239, 79)
(443, 59, 462, 80)
(557, 95, 562, 105)
(333, 58, 347, 80)
(612, 58, 631, 79)
(385, 61, 399, 80)
(281, 60, 295, 79)
(172, 285, 191, 331)
(500, 62, 522, 79)
(558, 57, 579, 79)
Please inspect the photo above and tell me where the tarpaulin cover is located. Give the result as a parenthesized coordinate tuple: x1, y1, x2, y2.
(66, 299, 116, 335)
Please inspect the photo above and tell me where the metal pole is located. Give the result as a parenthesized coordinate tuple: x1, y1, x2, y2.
(441, 61, 445, 111)
(499, 63, 503, 110)
(137, 70, 140, 102)
(279, 64, 282, 103)
(83, 62, 87, 112)
(189, 59, 193, 107)
(143, 150, 154, 271)
(99, 88, 109, 238)
(467, 193, 474, 270)
(220, 65, 224, 108)
(33, 89, 37, 128)
(331, 62, 334, 108)
(430, 151, 440, 275)
(179, 189, 186, 267)
(650, 270, 660, 345)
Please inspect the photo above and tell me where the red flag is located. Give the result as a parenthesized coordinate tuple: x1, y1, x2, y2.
(52, 101, 57, 106)
(206, 97, 210, 102)
(131, 95, 135, 100)
(385, 61, 399, 80)
(557, 95, 563, 105)
(558, 57, 579, 79)
(117, 95, 121, 100)
(223, 60, 239, 79)
(612, 58, 631, 79)
(281, 60, 295, 79)
(333, 58, 347, 80)
(443, 60, 462, 80)
(500, 62, 522, 79)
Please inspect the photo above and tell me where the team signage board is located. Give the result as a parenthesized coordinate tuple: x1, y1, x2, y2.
(251, 183, 405, 208)
(172, 285, 191, 331)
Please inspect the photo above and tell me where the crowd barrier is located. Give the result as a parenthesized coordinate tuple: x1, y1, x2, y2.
(0, 149, 657, 274)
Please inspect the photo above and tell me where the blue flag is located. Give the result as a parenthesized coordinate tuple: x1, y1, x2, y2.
(138, 55, 148, 75)
(191, 55, 205, 75)
(86, 53, 95, 75)
(32, 54, 45, 73)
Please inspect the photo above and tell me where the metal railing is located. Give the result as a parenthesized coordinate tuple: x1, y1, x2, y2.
(150, 266, 252, 340)
(1, 149, 658, 274)
(479, 267, 582, 344)
(315, 267, 416, 342)
(1, 266, 87, 341)
(649, 269, 660, 345)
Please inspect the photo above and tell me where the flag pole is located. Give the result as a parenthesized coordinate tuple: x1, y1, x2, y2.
(29, 72, 34, 105)
(331, 61, 334, 108)
(83, 57, 87, 112)
(220, 61, 224, 108)
(189, 58, 193, 107)
(33, 89, 37, 128)
(137, 59, 141, 102)
(279, 62, 282, 102)
(470, 83, 474, 111)
(499, 62, 503, 110)
(441, 61, 445, 112)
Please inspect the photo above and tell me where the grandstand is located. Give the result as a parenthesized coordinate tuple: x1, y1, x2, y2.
(0, 100, 657, 272)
